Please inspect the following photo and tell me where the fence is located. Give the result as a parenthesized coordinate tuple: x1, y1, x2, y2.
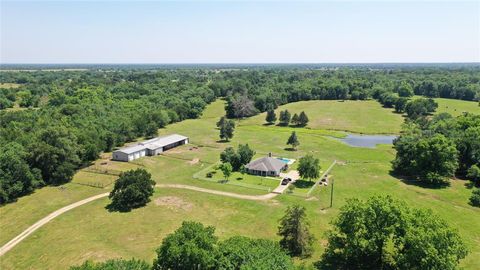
(306, 160, 337, 197)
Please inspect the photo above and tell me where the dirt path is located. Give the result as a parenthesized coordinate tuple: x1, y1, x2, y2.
(0, 184, 278, 256)
(157, 184, 278, 201)
(0, 192, 109, 257)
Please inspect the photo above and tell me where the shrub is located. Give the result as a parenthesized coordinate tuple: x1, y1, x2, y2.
(470, 189, 480, 207)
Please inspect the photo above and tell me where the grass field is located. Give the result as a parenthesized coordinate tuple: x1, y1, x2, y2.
(433, 97, 480, 116)
(1, 99, 479, 269)
(239, 100, 404, 134)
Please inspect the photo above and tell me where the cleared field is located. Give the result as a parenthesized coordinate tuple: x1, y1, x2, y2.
(1, 99, 479, 269)
(434, 97, 480, 116)
(240, 100, 404, 134)
(0, 83, 21, 88)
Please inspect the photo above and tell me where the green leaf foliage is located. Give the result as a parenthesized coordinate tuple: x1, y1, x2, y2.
(107, 168, 155, 212)
(218, 236, 294, 270)
(316, 196, 468, 270)
(278, 205, 315, 258)
(70, 258, 150, 270)
(152, 221, 220, 270)
(297, 154, 320, 181)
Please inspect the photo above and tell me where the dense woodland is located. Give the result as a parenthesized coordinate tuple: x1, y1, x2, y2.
(1, 66, 480, 203)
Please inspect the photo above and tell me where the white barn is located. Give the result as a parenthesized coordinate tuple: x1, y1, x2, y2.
(112, 134, 189, 162)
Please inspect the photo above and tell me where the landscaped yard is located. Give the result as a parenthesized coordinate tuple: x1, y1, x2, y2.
(1, 99, 479, 269)
(208, 170, 280, 190)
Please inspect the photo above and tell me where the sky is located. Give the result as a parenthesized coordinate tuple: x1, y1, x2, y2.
(0, 1, 479, 64)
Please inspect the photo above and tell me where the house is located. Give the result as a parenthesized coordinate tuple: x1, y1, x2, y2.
(112, 134, 189, 162)
(245, 155, 288, 177)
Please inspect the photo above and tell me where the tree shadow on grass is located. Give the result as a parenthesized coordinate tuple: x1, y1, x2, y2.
(217, 180, 229, 184)
(284, 147, 297, 151)
(216, 139, 230, 143)
(105, 202, 145, 213)
(293, 180, 315, 189)
(390, 172, 450, 189)
(263, 123, 275, 126)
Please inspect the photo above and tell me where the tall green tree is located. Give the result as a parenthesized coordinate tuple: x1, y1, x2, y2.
(286, 131, 300, 150)
(265, 109, 277, 125)
(237, 144, 256, 166)
(397, 81, 414, 97)
(393, 132, 458, 185)
(467, 165, 480, 187)
(219, 119, 235, 141)
(297, 154, 320, 181)
(278, 205, 315, 258)
(316, 196, 468, 270)
(107, 168, 155, 212)
(28, 126, 81, 185)
(216, 116, 226, 128)
(153, 221, 219, 270)
(220, 162, 233, 181)
(298, 111, 309, 127)
(291, 113, 300, 126)
(279, 110, 291, 126)
(0, 143, 42, 204)
(394, 97, 408, 113)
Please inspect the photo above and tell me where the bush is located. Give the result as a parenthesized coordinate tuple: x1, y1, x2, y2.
(470, 189, 480, 207)
(70, 258, 150, 270)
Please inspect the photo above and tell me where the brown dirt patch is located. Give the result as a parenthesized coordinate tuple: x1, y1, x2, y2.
(188, 158, 200, 165)
(154, 196, 193, 211)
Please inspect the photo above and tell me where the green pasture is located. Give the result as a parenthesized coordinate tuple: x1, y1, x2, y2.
(1, 99, 479, 269)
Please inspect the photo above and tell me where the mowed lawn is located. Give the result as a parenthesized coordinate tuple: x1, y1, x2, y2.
(1, 99, 480, 269)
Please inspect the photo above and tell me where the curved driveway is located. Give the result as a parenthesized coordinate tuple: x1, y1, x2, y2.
(0, 184, 278, 256)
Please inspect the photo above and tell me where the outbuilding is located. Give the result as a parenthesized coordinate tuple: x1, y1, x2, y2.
(112, 134, 189, 162)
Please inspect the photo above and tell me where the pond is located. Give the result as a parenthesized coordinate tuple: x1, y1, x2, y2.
(334, 134, 398, 148)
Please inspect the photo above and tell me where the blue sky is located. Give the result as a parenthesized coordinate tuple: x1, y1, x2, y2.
(1, 1, 479, 63)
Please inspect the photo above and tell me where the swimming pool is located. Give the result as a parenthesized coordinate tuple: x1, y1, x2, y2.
(277, 157, 295, 165)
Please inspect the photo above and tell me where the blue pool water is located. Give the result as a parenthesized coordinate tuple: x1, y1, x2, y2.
(277, 158, 290, 163)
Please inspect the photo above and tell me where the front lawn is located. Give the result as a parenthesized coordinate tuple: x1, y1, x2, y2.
(208, 170, 280, 191)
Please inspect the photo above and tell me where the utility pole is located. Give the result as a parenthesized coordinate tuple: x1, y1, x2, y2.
(329, 177, 334, 208)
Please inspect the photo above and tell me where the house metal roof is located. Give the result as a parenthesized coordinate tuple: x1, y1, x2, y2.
(113, 134, 188, 155)
(245, 157, 286, 173)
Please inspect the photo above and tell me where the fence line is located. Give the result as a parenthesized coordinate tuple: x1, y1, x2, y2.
(306, 160, 337, 197)
(193, 162, 273, 192)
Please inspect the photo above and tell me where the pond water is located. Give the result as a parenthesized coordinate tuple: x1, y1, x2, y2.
(334, 134, 398, 148)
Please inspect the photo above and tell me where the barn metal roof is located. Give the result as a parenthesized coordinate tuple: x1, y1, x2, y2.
(113, 134, 188, 155)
